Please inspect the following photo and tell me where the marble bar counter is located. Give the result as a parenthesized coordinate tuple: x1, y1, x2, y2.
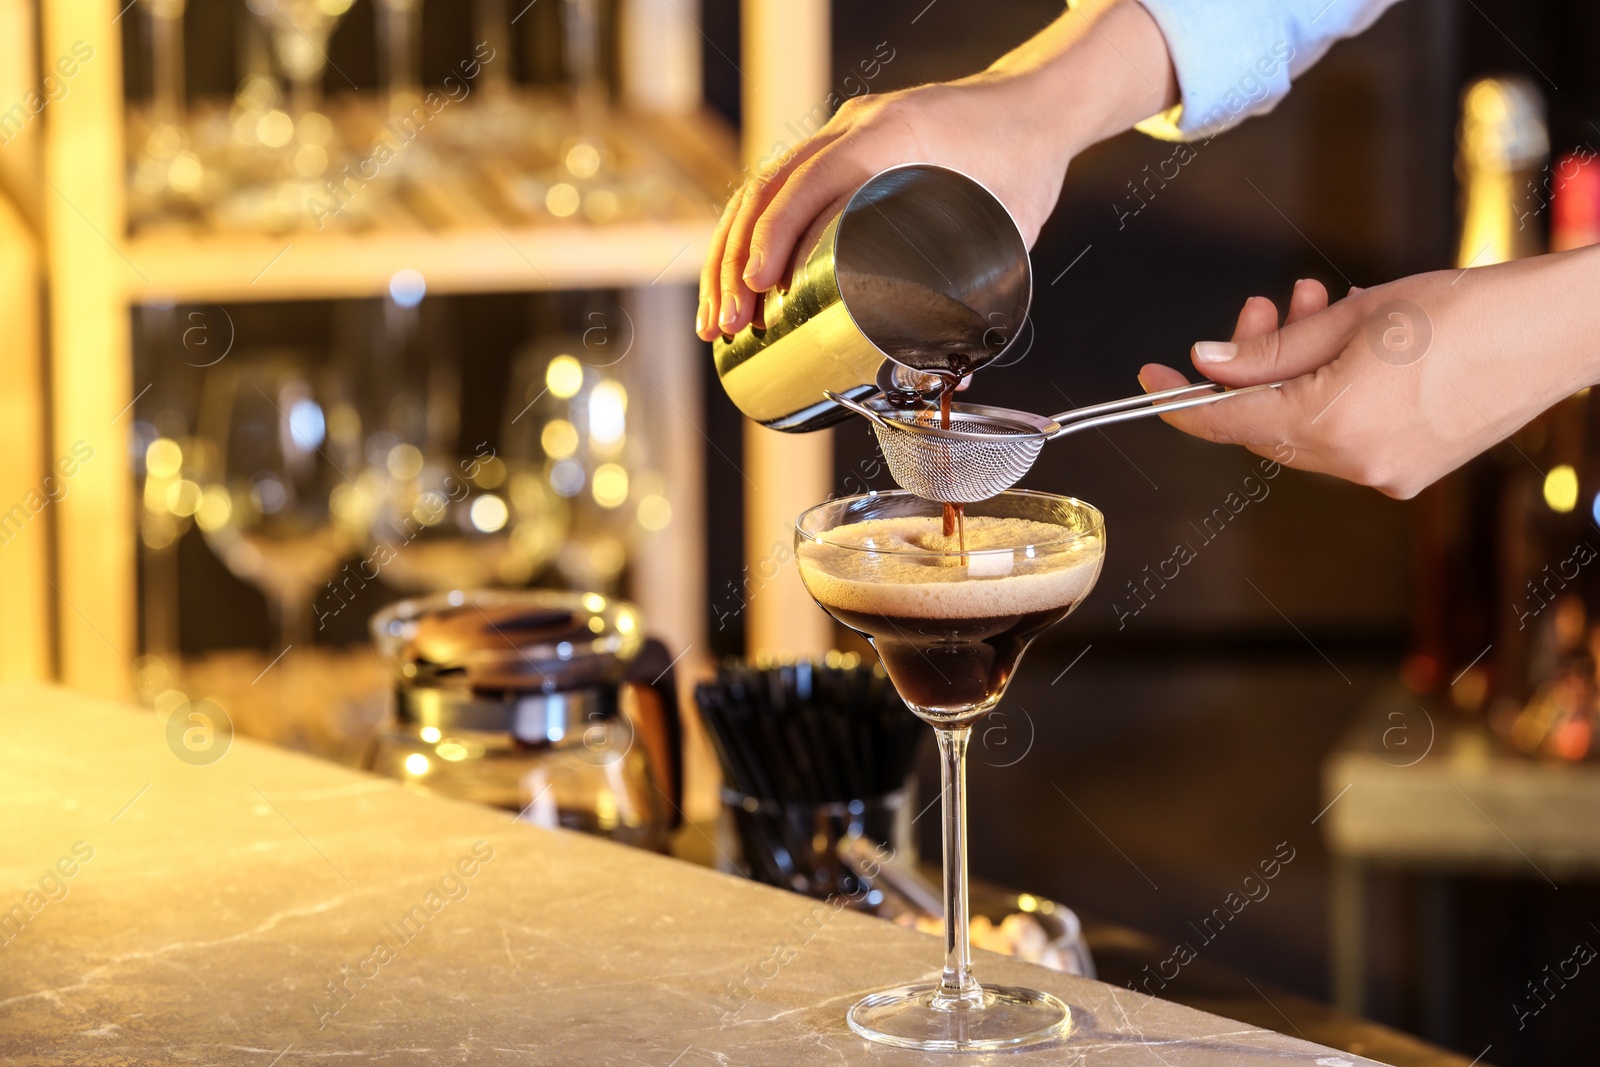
(0, 683, 1396, 1065)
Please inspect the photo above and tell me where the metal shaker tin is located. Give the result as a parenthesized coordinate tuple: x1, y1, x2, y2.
(713, 163, 1032, 431)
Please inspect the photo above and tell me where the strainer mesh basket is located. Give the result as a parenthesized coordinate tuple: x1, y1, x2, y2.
(870, 408, 1047, 503)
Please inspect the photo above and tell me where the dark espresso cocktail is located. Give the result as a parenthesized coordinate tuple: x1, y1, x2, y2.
(796, 513, 1102, 725)
(795, 492, 1104, 1052)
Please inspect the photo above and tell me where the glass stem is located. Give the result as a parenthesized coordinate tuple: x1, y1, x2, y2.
(289, 72, 317, 124)
(473, 0, 512, 97)
(933, 726, 983, 1008)
(563, 0, 604, 131)
(379, 0, 421, 117)
(148, 3, 186, 128)
(275, 587, 312, 652)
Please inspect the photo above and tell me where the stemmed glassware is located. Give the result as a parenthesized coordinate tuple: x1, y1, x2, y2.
(196, 352, 368, 649)
(142, 0, 187, 129)
(127, 0, 689, 233)
(376, 0, 420, 106)
(243, 0, 351, 220)
(131, 0, 206, 214)
(129, 304, 208, 664)
(354, 295, 567, 594)
(473, 0, 514, 99)
(502, 340, 657, 591)
(247, 0, 353, 125)
(795, 489, 1105, 1051)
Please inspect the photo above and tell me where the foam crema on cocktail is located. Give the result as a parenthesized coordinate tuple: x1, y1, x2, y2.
(795, 490, 1105, 1052)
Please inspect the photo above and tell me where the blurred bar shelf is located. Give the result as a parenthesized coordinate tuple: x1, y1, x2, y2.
(26, 0, 811, 775)
(1321, 686, 1600, 1017)
(24, 0, 747, 696)
(124, 104, 737, 302)
(126, 213, 716, 300)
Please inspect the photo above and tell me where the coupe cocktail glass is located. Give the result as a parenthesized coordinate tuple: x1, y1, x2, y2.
(796, 489, 1105, 1051)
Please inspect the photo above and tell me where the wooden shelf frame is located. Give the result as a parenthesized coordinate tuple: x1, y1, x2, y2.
(126, 214, 718, 301)
(43, 0, 135, 695)
(0, 0, 48, 681)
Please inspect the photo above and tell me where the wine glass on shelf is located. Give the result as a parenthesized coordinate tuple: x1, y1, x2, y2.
(364, 446, 568, 593)
(372, 0, 449, 194)
(354, 297, 568, 594)
(795, 489, 1105, 1051)
(529, 0, 622, 225)
(243, 0, 350, 221)
(375, 0, 422, 117)
(196, 352, 367, 649)
(141, 0, 187, 129)
(473, 0, 514, 100)
(205, 17, 326, 233)
(447, 0, 534, 164)
(130, 0, 206, 222)
(247, 0, 352, 125)
(503, 340, 663, 592)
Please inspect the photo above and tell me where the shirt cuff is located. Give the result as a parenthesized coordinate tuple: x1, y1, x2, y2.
(1128, 0, 1299, 141)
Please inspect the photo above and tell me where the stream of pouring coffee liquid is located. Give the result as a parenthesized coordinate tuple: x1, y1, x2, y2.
(937, 377, 965, 557)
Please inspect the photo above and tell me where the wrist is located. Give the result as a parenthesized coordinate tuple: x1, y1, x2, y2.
(1446, 247, 1600, 420)
(1560, 245, 1600, 389)
(982, 0, 1178, 158)
(1505, 246, 1600, 398)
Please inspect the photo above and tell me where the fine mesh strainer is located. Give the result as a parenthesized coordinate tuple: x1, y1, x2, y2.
(825, 379, 1284, 503)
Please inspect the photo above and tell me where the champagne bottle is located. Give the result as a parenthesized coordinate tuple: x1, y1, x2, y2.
(1502, 142, 1600, 759)
(1407, 78, 1546, 718)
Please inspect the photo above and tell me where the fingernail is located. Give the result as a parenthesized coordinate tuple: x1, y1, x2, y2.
(1194, 341, 1238, 363)
(743, 249, 765, 284)
(719, 291, 741, 331)
(695, 300, 709, 335)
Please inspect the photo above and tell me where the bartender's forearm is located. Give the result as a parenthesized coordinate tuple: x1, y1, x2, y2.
(1492, 244, 1600, 409)
(980, 0, 1180, 158)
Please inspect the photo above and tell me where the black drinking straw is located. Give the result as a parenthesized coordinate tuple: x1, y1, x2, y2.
(694, 658, 921, 806)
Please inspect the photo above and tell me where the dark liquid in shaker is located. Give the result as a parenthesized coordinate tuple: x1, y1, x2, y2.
(836, 272, 999, 371)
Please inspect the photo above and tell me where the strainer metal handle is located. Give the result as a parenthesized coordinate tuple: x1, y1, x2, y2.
(826, 390, 897, 430)
(1046, 380, 1284, 440)
(1050, 381, 1221, 425)
(823, 379, 1286, 504)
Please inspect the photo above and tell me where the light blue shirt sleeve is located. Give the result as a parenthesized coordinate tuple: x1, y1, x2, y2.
(1125, 0, 1405, 140)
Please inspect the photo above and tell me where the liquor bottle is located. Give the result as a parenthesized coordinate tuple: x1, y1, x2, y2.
(1501, 142, 1600, 760)
(1406, 78, 1547, 713)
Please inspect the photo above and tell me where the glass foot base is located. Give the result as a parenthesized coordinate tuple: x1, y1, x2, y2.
(847, 982, 1071, 1052)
